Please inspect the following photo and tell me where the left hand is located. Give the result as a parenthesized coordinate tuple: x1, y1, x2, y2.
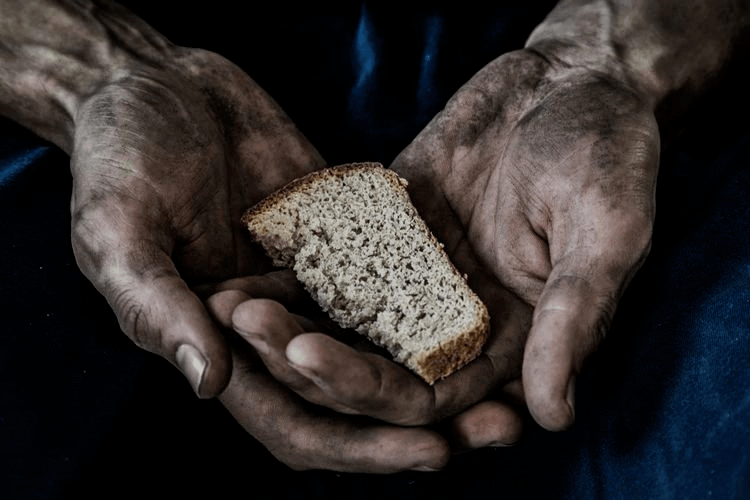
(206, 271, 527, 456)
(391, 47, 659, 435)
(206, 285, 456, 472)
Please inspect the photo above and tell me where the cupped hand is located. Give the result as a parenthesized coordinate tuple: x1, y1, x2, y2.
(69, 46, 325, 398)
(205, 279, 522, 471)
(205, 48, 657, 457)
(391, 48, 659, 432)
(208, 234, 530, 454)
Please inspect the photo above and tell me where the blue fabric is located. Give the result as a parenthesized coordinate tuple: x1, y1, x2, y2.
(0, 146, 48, 186)
(1, 2, 748, 499)
(562, 126, 750, 498)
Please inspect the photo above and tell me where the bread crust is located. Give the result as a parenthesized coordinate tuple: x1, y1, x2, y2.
(412, 302, 490, 384)
(242, 163, 408, 228)
(242, 162, 490, 384)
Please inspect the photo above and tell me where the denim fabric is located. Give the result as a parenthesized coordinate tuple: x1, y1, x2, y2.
(1, 3, 748, 499)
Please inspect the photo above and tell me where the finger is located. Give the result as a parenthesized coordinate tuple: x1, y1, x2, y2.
(219, 345, 450, 473)
(286, 332, 439, 425)
(444, 398, 524, 452)
(195, 269, 311, 307)
(204, 277, 322, 332)
(205, 289, 251, 329)
(72, 224, 231, 399)
(284, 333, 504, 428)
(230, 298, 357, 414)
(523, 215, 652, 431)
(285, 331, 509, 426)
(523, 275, 595, 431)
(284, 257, 532, 426)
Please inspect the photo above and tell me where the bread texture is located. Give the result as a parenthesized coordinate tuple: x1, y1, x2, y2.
(242, 162, 489, 384)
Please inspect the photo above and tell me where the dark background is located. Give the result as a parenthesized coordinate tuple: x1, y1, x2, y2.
(1, 2, 748, 498)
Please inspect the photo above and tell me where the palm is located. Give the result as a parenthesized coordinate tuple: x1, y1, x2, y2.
(392, 49, 659, 429)
(65, 48, 324, 399)
(70, 49, 324, 288)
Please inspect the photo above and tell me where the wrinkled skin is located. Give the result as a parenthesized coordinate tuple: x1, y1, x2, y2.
(64, 40, 657, 470)
(67, 46, 329, 392)
(69, 48, 325, 397)
(391, 48, 658, 430)
(68, 47, 490, 472)
(0, 0, 735, 477)
(208, 46, 659, 469)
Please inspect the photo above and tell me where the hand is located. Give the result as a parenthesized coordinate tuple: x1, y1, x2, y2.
(206, 277, 524, 470)
(391, 48, 658, 433)
(67, 41, 472, 471)
(206, 284, 457, 473)
(207, 268, 528, 459)
(69, 46, 325, 398)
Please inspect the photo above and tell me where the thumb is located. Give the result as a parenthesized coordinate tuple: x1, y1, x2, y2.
(130, 265, 231, 399)
(521, 187, 654, 430)
(522, 272, 609, 431)
(73, 225, 231, 399)
(523, 248, 648, 431)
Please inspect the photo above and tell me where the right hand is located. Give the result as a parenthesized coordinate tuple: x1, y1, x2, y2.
(69, 45, 325, 398)
(389, 47, 658, 433)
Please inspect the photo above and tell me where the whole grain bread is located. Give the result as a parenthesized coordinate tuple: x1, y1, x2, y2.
(242, 162, 489, 384)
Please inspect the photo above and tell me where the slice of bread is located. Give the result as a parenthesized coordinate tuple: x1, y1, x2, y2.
(242, 162, 489, 384)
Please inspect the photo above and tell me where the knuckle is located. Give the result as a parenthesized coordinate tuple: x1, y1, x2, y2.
(362, 362, 435, 426)
(539, 273, 615, 352)
(70, 194, 178, 360)
(571, 208, 653, 280)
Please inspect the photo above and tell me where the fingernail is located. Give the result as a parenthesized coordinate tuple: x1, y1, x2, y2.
(176, 344, 207, 398)
(287, 360, 326, 387)
(242, 332, 270, 356)
(287, 360, 318, 379)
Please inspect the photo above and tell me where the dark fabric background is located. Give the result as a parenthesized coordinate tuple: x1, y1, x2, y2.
(1, 2, 748, 499)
